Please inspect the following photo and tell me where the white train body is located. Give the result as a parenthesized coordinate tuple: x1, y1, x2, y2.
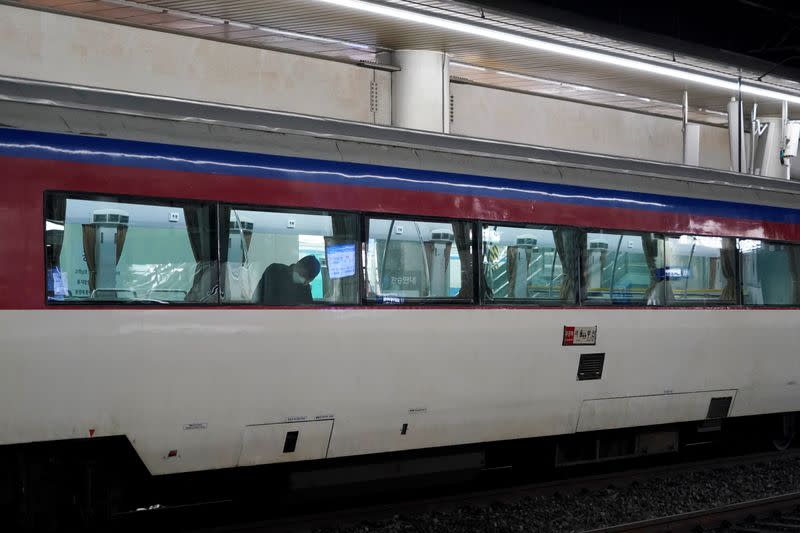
(1, 308, 797, 475)
(0, 78, 798, 482)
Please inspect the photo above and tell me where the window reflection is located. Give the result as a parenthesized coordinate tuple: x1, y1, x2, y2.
(482, 224, 577, 303)
(582, 232, 664, 304)
(45, 194, 216, 303)
(365, 218, 472, 302)
(739, 239, 800, 305)
(664, 235, 736, 304)
(46, 194, 799, 309)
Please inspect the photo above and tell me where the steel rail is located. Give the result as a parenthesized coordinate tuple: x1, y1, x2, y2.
(582, 492, 800, 533)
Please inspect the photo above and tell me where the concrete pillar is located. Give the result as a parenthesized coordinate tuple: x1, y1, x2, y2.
(683, 123, 700, 166)
(383, 50, 450, 133)
(682, 91, 699, 167)
(727, 98, 748, 172)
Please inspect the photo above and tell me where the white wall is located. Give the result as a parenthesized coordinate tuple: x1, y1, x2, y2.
(450, 83, 731, 171)
(0, 4, 389, 124)
(699, 124, 734, 171)
(1, 4, 733, 169)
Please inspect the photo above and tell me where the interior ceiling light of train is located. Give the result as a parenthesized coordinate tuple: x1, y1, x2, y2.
(15, 0, 800, 127)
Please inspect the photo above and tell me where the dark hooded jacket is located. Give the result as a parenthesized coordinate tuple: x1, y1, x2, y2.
(253, 263, 312, 305)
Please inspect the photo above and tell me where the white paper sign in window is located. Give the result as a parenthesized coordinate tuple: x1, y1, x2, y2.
(49, 267, 69, 298)
(326, 243, 356, 279)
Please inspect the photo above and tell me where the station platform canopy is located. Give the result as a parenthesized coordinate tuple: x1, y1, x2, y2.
(12, 0, 800, 126)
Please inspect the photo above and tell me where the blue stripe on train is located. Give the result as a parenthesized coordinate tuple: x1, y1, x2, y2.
(1, 127, 799, 225)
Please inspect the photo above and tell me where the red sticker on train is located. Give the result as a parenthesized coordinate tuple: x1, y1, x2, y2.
(563, 326, 597, 346)
(563, 326, 575, 345)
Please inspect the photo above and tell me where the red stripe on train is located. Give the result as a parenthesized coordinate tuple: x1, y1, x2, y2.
(1, 156, 798, 309)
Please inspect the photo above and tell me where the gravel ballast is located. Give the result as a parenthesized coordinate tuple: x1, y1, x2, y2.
(316, 454, 800, 533)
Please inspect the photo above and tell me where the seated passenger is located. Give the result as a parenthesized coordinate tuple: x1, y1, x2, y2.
(253, 255, 321, 305)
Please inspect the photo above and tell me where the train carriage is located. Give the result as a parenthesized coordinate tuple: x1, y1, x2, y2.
(0, 77, 799, 526)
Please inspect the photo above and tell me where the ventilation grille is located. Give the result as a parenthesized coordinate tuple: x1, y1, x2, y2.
(93, 213, 129, 224)
(707, 397, 732, 419)
(370, 80, 378, 114)
(229, 221, 254, 231)
(449, 94, 455, 123)
(431, 230, 454, 242)
(577, 353, 605, 381)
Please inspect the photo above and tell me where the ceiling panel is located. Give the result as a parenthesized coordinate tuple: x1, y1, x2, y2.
(13, 0, 800, 126)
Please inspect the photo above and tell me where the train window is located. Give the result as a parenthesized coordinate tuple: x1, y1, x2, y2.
(222, 207, 359, 305)
(365, 218, 473, 303)
(582, 231, 664, 304)
(482, 224, 577, 303)
(45, 193, 217, 303)
(739, 239, 800, 305)
(664, 235, 737, 304)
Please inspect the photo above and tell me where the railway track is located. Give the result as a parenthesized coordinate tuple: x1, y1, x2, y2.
(153, 449, 800, 533)
(582, 492, 800, 532)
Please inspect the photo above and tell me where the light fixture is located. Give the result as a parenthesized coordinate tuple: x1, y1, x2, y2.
(315, 0, 800, 104)
(497, 70, 535, 80)
(450, 62, 487, 71)
(497, 69, 685, 112)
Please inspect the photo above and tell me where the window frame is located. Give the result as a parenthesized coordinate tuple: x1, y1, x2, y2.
(661, 232, 740, 307)
(737, 237, 799, 308)
(44, 190, 220, 306)
(217, 201, 363, 306)
(363, 214, 477, 305)
(479, 221, 580, 307)
(577, 228, 666, 307)
(45, 191, 800, 310)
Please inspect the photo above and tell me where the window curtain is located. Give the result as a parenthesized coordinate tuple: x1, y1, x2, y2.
(45, 196, 67, 270)
(482, 242, 500, 299)
(789, 244, 800, 305)
(45, 196, 67, 298)
(183, 205, 219, 303)
(720, 238, 737, 302)
(506, 245, 519, 297)
(598, 249, 609, 291)
(242, 228, 253, 254)
(115, 225, 128, 264)
(642, 233, 670, 305)
(554, 228, 582, 302)
(453, 223, 473, 299)
(81, 224, 97, 293)
(217, 205, 230, 300)
(709, 257, 718, 291)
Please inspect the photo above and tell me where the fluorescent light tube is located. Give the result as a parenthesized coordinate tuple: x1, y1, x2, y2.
(317, 0, 800, 104)
(450, 62, 487, 71)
